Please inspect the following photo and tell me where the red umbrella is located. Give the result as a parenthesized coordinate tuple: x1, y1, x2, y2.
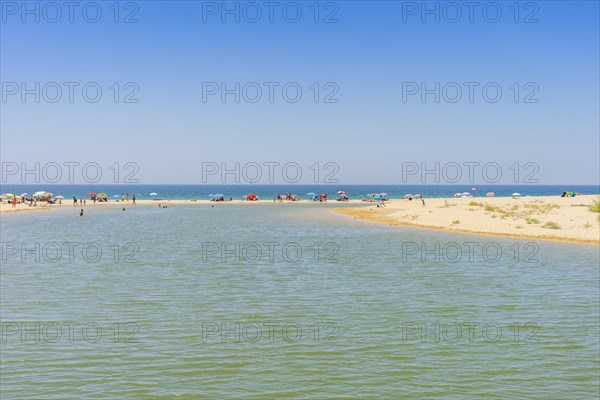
(319, 193, 327, 199)
(247, 193, 257, 201)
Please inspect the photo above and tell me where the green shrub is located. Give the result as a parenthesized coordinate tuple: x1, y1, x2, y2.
(543, 221, 561, 230)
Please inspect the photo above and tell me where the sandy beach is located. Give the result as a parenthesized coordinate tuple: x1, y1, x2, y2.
(333, 195, 600, 245)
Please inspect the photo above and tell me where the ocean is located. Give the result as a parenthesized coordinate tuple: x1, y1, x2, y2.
(1, 202, 598, 398)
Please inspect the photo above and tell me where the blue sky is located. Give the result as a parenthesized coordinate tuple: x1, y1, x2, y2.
(1, 1, 598, 184)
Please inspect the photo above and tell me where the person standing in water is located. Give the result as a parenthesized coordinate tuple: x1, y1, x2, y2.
(80, 209, 84, 216)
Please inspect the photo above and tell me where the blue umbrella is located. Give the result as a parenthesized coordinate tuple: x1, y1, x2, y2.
(306, 192, 317, 196)
(209, 194, 224, 197)
(20, 192, 30, 197)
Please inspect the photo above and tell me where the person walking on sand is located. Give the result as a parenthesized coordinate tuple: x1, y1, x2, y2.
(73, 196, 78, 206)
(11, 196, 16, 208)
(122, 193, 125, 202)
(126, 193, 129, 202)
(132, 195, 136, 205)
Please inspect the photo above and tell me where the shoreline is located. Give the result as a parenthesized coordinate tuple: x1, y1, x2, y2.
(2, 196, 599, 245)
(333, 195, 600, 245)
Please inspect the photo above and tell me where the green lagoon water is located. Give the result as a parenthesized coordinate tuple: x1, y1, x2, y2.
(1, 204, 599, 399)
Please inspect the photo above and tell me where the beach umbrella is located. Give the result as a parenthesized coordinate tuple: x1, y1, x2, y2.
(486, 192, 494, 197)
(149, 193, 158, 196)
(512, 193, 522, 197)
(319, 193, 327, 198)
(380, 192, 388, 196)
(403, 194, 413, 199)
(462, 192, 471, 196)
(4, 193, 14, 198)
(15, 196, 22, 200)
(55, 196, 64, 199)
(247, 193, 257, 200)
(88, 191, 96, 196)
(337, 190, 346, 194)
(20, 192, 29, 197)
(112, 195, 120, 198)
(306, 192, 317, 196)
(33, 191, 46, 196)
(97, 193, 107, 199)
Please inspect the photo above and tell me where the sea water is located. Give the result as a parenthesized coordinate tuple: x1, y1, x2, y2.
(1, 204, 598, 398)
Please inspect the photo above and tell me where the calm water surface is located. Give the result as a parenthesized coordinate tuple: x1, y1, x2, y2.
(1, 204, 598, 399)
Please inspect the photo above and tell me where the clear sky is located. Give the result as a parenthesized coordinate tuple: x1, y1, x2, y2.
(1, 1, 599, 184)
